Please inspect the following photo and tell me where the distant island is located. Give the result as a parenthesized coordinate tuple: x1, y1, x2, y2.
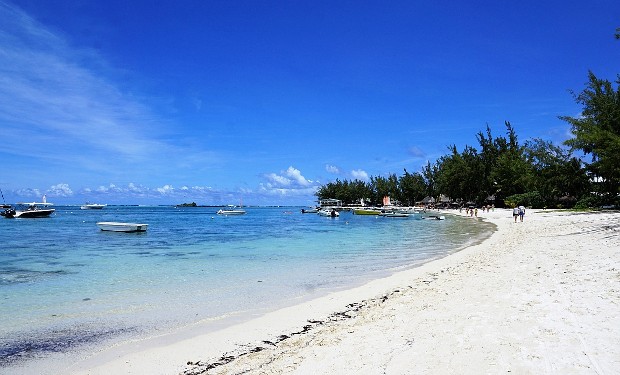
(176, 202, 197, 207)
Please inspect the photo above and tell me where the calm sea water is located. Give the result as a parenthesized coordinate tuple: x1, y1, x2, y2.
(0, 206, 494, 370)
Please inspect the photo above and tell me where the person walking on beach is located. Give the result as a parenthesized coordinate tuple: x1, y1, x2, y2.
(513, 206, 520, 222)
(518, 205, 525, 222)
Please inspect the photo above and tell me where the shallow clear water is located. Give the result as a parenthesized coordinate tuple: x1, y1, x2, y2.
(0, 206, 494, 367)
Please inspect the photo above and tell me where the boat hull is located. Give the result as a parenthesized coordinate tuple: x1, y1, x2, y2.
(217, 210, 246, 215)
(81, 204, 106, 209)
(317, 209, 339, 217)
(3, 208, 55, 218)
(97, 222, 148, 232)
(381, 212, 410, 218)
(422, 215, 445, 220)
(353, 209, 381, 215)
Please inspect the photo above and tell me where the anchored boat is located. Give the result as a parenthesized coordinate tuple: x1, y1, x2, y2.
(97, 222, 148, 232)
(1, 195, 55, 218)
(81, 203, 106, 209)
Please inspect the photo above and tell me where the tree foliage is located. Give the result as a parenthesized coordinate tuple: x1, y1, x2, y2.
(560, 71, 620, 205)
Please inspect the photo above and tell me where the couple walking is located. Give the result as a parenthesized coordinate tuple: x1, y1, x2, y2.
(513, 205, 525, 222)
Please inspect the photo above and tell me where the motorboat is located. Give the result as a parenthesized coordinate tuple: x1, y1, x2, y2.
(380, 212, 410, 218)
(81, 203, 106, 209)
(217, 208, 246, 215)
(1, 201, 55, 218)
(422, 215, 445, 220)
(301, 208, 319, 214)
(97, 222, 148, 232)
(318, 208, 339, 217)
(353, 208, 381, 215)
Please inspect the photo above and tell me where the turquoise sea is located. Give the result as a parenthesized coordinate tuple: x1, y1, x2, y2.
(0, 206, 494, 370)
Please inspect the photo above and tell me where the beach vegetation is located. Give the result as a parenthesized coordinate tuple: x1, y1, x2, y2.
(504, 191, 544, 209)
(316, 121, 594, 209)
(560, 71, 620, 207)
(574, 194, 603, 210)
(398, 169, 427, 206)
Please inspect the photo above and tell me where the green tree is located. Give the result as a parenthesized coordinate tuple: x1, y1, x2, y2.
(560, 71, 620, 205)
(524, 138, 589, 207)
(436, 145, 482, 203)
(422, 161, 439, 198)
(399, 169, 427, 205)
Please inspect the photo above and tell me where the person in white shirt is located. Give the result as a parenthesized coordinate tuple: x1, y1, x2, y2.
(513, 206, 520, 222)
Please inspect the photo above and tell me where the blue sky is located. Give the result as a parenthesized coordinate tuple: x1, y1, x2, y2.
(1, 1, 618, 206)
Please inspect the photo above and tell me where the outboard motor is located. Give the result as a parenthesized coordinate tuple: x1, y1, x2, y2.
(1, 208, 16, 218)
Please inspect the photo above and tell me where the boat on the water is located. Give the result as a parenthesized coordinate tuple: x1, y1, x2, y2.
(353, 208, 382, 215)
(97, 222, 148, 232)
(380, 212, 410, 218)
(301, 207, 319, 214)
(1, 197, 55, 218)
(217, 208, 246, 215)
(422, 215, 445, 220)
(318, 208, 339, 217)
(81, 203, 106, 209)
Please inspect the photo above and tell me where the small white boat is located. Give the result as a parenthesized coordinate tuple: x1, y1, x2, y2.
(217, 209, 246, 215)
(81, 203, 106, 209)
(97, 222, 148, 232)
(301, 208, 319, 214)
(318, 208, 339, 217)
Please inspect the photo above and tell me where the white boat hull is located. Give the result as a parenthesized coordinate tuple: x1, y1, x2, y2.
(2, 208, 55, 218)
(3, 198, 56, 218)
(97, 222, 148, 232)
(217, 209, 246, 215)
(318, 209, 339, 217)
(15, 209, 55, 218)
(81, 204, 106, 209)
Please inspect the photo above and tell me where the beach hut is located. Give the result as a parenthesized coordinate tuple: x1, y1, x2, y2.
(319, 198, 342, 209)
(421, 196, 436, 205)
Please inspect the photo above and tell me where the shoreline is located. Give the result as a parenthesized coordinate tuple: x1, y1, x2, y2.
(17, 209, 620, 374)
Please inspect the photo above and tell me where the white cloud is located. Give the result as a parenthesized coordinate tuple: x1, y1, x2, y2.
(285, 166, 312, 186)
(0, 3, 222, 182)
(48, 183, 73, 197)
(0, 6, 162, 160)
(350, 169, 369, 181)
(15, 188, 42, 199)
(264, 166, 313, 188)
(265, 173, 292, 186)
(156, 184, 175, 194)
(258, 183, 318, 197)
(258, 166, 320, 198)
(325, 164, 340, 174)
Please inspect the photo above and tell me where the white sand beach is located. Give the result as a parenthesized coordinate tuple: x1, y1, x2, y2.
(65, 209, 619, 375)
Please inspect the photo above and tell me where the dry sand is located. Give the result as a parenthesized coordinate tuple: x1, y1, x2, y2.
(66, 209, 619, 375)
